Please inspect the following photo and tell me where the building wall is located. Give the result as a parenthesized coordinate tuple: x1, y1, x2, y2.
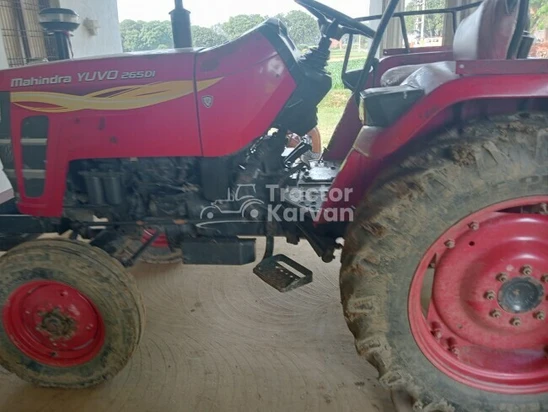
(58, 0, 123, 58)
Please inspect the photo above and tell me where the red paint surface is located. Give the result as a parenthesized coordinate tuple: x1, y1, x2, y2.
(3, 31, 295, 216)
(196, 34, 295, 157)
(325, 72, 548, 219)
(3, 280, 105, 367)
(409, 197, 548, 394)
(324, 50, 453, 162)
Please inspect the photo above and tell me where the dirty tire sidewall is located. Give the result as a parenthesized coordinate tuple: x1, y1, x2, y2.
(0, 239, 145, 388)
(341, 114, 548, 411)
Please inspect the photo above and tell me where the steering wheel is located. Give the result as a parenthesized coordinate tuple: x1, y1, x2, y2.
(295, 0, 376, 38)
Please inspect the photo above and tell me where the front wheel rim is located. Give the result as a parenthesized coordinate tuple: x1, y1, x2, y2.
(409, 196, 548, 395)
(3, 280, 105, 367)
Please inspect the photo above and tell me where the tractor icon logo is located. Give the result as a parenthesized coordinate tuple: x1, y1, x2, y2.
(200, 184, 265, 220)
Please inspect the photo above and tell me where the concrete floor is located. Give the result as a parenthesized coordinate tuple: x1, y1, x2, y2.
(0, 240, 394, 412)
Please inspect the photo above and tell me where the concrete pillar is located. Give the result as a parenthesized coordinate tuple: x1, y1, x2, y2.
(381, 0, 405, 51)
(369, 0, 404, 53)
(57, 0, 122, 58)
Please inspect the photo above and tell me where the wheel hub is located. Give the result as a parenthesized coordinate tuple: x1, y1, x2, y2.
(39, 308, 77, 339)
(409, 197, 548, 395)
(498, 276, 544, 314)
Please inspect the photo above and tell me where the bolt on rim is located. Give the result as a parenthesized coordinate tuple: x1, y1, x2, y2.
(409, 197, 548, 394)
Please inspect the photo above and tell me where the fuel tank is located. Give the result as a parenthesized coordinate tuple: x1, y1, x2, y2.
(0, 19, 303, 216)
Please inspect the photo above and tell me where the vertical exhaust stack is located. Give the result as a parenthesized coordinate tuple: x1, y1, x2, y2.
(171, 0, 193, 48)
(39, 8, 80, 61)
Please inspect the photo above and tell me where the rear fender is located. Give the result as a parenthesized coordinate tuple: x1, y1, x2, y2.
(323, 71, 548, 222)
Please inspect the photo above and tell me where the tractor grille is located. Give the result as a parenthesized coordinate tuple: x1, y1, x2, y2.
(0, 0, 58, 68)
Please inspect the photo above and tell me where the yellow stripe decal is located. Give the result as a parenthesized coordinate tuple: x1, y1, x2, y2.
(12, 78, 223, 113)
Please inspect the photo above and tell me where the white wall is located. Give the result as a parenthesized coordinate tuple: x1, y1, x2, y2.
(58, 0, 123, 57)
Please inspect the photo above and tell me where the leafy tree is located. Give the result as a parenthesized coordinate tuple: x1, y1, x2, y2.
(221, 14, 266, 39)
(139, 21, 172, 50)
(276, 10, 320, 47)
(119, 11, 322, 52)
(404, 0, 445, 39)
(531, 0, 548, 31)
(120, 20, 145, 52)
(192, 26, 229, 48)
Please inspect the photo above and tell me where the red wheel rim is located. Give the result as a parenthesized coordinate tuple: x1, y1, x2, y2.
(141, 229, 169, 248)
(2, 280, 105, 367)
(409, 196, 548, 395)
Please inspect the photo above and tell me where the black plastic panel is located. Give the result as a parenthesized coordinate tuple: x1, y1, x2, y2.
(360, 85, 425, 127)
(182, 237, 256, 265)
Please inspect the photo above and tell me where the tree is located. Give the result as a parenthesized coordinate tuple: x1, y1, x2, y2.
(404, 0, 445, 40)
(192, 26, 229, 48)
(276, 10, 320, 47)
(139, 21, 173, 50)
(119, 11, 321, 52)
(531, 0, 548, 31)
(120, 20, 172, 51)
(120, 20, 145, 52)
(221, 14, 266, 39)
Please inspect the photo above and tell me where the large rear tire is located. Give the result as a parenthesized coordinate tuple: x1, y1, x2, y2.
(0, 239, 145, 388)
(341, 113, 548, 411)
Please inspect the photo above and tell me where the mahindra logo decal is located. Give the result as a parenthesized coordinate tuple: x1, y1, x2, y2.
(202, 95, 214, 108)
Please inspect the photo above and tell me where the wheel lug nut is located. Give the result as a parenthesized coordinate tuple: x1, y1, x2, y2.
(450, 347, 459, 356)
(490, 310, 501, 318)
(445, 240, 455, 249)
(510, 317, 522, 326)
(484, 291, 496, 300)
(496, 273, 509, 282)
(542, 275, 548, 283)
(468, 222, 479, 231)
(534, 311, 545, 321)
(432, 330, 442, 340)
(520, 265, 533, 276)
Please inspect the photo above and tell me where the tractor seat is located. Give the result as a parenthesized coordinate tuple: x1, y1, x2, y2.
(380, 0, 522, 88)
(362, 0, 522, 127)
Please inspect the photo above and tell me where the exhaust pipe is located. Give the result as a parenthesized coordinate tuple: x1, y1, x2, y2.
(171, 0, 192, 48)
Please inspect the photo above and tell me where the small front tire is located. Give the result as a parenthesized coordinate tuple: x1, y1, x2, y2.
(0, 239, 145, 388)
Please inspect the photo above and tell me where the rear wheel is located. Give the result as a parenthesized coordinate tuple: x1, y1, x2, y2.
(341, 114, 548, 411)
(0, 239, 144, 388)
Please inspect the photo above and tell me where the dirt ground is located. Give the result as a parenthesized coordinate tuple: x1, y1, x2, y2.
(0, 239, 394, 412)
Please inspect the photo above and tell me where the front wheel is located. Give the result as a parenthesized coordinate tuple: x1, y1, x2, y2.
(341, 114, 548, 411)
(0, 239, 145, 388)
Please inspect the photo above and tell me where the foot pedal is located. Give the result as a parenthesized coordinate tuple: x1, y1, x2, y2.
(253, 255, 313, 293)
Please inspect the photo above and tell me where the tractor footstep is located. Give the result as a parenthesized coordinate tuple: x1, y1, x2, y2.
(253, 255, 312, 293)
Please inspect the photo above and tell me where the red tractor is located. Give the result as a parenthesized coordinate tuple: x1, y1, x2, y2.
(0, 0, 546, 410)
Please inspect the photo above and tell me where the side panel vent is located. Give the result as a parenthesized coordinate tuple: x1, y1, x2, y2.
(21, 115, 49, 198)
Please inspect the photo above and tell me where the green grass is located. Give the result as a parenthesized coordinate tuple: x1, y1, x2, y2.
(314, 51, 366, 146)
(317, 89, 352, 146)
(327, 59, 364, 90)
